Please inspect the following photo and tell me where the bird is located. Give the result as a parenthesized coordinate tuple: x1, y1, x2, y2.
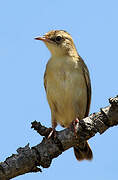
(35, 30, 93, 161)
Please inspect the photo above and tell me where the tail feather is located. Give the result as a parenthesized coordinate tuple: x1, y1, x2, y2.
(74, 141, 93, 161)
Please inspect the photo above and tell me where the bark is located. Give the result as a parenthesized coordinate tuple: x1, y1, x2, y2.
(0, 96, 118, 180)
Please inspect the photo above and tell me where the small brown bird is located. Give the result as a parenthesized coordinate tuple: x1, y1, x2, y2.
(35, 30, 93, 161)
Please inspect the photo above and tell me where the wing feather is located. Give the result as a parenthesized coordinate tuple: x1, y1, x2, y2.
(79, 57, 91, 117)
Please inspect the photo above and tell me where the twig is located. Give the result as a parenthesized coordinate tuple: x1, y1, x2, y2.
(0, 96, 118, 179)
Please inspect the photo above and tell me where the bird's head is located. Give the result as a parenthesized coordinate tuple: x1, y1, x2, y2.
(35, 30, 78, 57)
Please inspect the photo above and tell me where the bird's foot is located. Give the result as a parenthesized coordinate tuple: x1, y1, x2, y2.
(72, 118, 79, 138)
(48, 128, 56, 139)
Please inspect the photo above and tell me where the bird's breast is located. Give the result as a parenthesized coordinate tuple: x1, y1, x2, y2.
(44, 56, 87, 127)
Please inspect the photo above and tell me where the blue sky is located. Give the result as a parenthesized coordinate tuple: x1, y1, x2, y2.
(0, 0, 118, 179)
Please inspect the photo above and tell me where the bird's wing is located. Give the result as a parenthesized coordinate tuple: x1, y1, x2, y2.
(79, 56, 91, 117)
(44, 71, 47, 92)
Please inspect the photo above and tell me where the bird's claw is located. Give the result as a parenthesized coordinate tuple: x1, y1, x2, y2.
(72, 118, 79, 138)
(48, 128, 56, 139)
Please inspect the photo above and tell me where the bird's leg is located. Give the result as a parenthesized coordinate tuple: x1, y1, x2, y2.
(48, 120, 57, 139)
(72, 118, 79, 138)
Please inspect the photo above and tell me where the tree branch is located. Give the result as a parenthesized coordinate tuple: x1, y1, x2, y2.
(0, 96, 118, 180)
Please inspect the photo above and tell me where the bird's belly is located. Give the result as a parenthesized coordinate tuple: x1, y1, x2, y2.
(46, 69, 87, 128)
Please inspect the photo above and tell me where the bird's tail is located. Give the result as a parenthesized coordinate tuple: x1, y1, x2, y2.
(73, 141, 93, 161)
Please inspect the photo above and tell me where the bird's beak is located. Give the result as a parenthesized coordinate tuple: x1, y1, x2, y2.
(34, 36, 49, 42)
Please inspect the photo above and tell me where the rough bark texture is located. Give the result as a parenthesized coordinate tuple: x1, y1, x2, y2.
(0, 96, 118, 180)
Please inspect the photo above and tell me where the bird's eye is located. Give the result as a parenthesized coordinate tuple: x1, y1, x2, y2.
(55, 36, 62, 42)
